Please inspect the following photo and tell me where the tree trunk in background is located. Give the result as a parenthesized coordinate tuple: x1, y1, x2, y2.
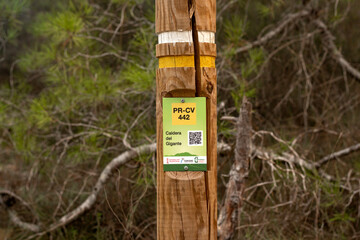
(218, 97, 252, 240)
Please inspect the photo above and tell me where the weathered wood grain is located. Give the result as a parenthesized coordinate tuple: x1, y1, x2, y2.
(156, 1, 217, 239)
(155, 0, 192, 33)
(156, 43, 194, 58)
(195, 0, 216, 32)
(197, 67, 217, 240)
(156, 67, 209, 239)
(156, 67, 196, 95)
(199, 43, 216, 57)
(155, 0, 216, 33)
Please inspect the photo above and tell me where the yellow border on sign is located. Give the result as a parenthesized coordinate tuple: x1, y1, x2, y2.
(158, 56, 215, 68)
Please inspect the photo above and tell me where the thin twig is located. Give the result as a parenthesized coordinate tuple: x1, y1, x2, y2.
(315, 143, 360, 167)
(313, 19, 360, 83)
(235, 10, 311, 54)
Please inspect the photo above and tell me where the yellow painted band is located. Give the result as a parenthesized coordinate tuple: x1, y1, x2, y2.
(159, 56, 194, 68)
(158, 56, 215, 68)
(200, 56, 216, 68)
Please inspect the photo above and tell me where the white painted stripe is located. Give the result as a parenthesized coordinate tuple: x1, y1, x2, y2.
(158, 31, 215, 44)
(158, 31, 193, 44)
(198, 31, 215, 43)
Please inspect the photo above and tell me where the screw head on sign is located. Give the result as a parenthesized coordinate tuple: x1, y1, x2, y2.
(181, 99, 185, 103)
(184, 166, 189, 171)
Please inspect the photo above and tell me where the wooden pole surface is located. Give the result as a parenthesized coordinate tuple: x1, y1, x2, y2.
(156, 0, 217, 239)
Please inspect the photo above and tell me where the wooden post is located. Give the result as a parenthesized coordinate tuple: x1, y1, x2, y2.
(156, 0, 217, 239)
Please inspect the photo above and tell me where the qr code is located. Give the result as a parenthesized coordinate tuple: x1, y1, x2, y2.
(188, 131, 203, 146)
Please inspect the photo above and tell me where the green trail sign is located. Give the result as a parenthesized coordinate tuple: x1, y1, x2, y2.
(162, 97, 207, 171)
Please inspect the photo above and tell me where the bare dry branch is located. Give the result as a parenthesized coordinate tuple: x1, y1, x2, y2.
(7, 211, 40, 233)
(218, 97, 252, 240)
(1, 125, 356, 238)
(0, 190, 40, 232)
(233, 7, 360, 84)
(313, 19, 360, 83)
(1, 134, 357, 237)
(315, 143, 360, 167)
(253, 145, 339, 184)
(235, 10, 311, 54)
(1, 142, 231, 236)
(27, 143, 156, 238)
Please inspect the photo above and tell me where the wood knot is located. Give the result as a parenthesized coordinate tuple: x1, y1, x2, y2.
(206, 81, 214, 94)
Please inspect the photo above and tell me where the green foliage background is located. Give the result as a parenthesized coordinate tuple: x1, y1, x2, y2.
(0, 0, 359, 239)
